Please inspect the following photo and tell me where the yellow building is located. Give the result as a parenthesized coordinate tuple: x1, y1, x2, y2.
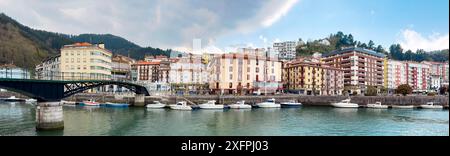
(60, 42, 112, 80)
(208, 49, 283, 95)
(283, 58, 344, 95)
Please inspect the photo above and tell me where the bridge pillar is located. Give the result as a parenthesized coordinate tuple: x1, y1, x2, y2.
(134, 94, 145, 107)
(36, 101, 64, 131)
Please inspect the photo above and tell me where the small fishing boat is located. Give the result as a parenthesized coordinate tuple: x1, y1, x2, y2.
(105, 102, 129, 107)
(228, 101, 252, 109)
(198, 100, 224, 109)
(81, 100, 100, 106)
(146, 101, 166, 109)
(256, 98, 281, 108)
(420, 102, 443, 109)
(280, 100, 302, 108)
(170, 101, 192, 111)
(367, 102, 388, 109)
(391, 105, 414, 109)
(331, 99, 359, 108)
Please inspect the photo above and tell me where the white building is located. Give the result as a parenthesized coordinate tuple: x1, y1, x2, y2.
(0, 64, 31, 79)
(273, 41, 298, 61)
(35, 55, 61, 80)
(168, 54, 208, 84)
(387, 60, 408, 90)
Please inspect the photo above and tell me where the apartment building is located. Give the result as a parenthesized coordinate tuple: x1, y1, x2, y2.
(405, 62, 430, 91)
(35, 54, 61, 80)
(322, 47, 386, 95)
(60, 42, 112, 80)
(208, 50, 283, 95)
(273, 41, 299, 61)
(386, 60, 408, 90)
(283, 58, 344, 95)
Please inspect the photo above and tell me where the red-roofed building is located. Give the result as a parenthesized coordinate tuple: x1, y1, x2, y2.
(131, 61, 163, 82)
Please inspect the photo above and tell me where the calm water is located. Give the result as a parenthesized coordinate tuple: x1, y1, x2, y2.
(0, 102, 448, 136)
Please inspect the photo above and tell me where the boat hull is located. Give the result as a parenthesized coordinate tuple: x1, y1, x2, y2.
(280, 103, 302, 108)
(199, 104, 224, 109)
(170, 106, 192, 111)
(146, 104, 166, 109)
(105, 103, 129, 107)
(420, 105, 443, 109)
(228, 104, 252, 109)
(391, 105, 414, 109)
(256, 104, 281, 108)
(367, 104, 388, 109)
(331, 103, 359, 108)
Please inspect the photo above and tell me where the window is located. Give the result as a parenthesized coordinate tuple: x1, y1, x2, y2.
(229, 83, 233, 88)
(229, 59, 233, 64)
(256, 75, 259, 81)
(230, 74, 233, 80)
(272, 68, 275, 74)
(256, 67, 259, 73)
(71, 58, 74, 63)
(229, 67, 233, 72)
(247, 67, 250, 72)
(247, 75, 250, 80)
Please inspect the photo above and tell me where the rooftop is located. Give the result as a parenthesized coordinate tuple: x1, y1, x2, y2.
(323, 47, 386, 58)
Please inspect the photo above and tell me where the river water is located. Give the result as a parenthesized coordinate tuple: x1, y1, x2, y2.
(0, 101, 448, 136)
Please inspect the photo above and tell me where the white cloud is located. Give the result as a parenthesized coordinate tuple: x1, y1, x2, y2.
(398, 29, 449, 51)
(0, 0, 299, 50)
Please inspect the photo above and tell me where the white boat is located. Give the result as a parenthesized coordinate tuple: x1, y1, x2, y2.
(228, 101, 252, 109)
(391, 105, 414, 109)
(25, 98, 37, 103)
(367, 102, 388, 109)
(198, 100, 224, 109)
(170, 101, 192, 111)
(146, 101, 166, 109)
(331, 99, 359, 108)
(280, 100, 302, 108)
(256, 98, 281, 108)
(420, 102, 443, 109)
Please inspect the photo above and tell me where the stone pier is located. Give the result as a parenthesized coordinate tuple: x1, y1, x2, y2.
(36, 101, 64, 131)
(134, 94, 145, 107)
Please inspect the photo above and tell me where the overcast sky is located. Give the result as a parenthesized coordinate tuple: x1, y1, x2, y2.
(0, 0, 448, 53)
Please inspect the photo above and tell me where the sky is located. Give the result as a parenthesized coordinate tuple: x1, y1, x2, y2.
(0, 0, 448, 53)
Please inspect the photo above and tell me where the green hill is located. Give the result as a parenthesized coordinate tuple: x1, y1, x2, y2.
(0, 13, 171, 71)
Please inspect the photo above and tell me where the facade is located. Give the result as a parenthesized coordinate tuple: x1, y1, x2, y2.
(35, 55, 61, 80)
(423, 61, 449, 90)
(322, 47, 386, 95)
(405, 62, 430, 91)
(273, 41, 298, 61)
(168, 54, 209, 94)
(208, 50, 283, 95)
(132, 61, 161, 82)
(283, 58, 344, 95)
(386, 60, 408, 90)
(60, 42, 112, 80)
(108, 55, 135, 93)
(0, 64, 30, 79)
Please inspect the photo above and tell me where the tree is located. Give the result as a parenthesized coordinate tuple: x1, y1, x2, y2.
(395, 84, 413, 96)
(360, 43, 368, 49)
(368, 40, 375, 50)
(389, 44, 404, 60)
(365, 86, 378, 96)
(404, 50, 413, 61)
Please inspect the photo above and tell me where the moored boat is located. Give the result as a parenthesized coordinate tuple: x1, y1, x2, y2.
(280, 100, 302, 108)
(105, 102, 129, 107)
(25, 98, 37, 103)
(170, 101, 192, 111)
(420, 102, 443, 109)
(146, 101, 166, 109)
(61, 100, 76, 105)
(367, 102, 388, 109)
(80, 100, 100, 106)
(256, 98, 281, 108)
(391, 105, 414, 109)
(198, 100, 224, 109)
(331, 98, 359, 108)
(228, 101, 252, 109)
